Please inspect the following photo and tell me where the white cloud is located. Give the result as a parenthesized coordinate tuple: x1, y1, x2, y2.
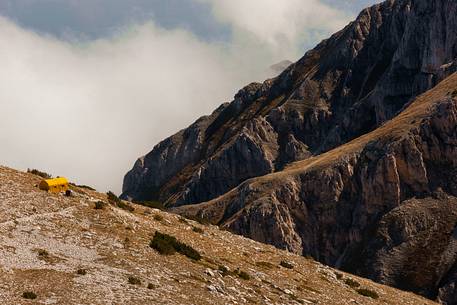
(0, 1, 351, 193)
(199, 0, 349, 57)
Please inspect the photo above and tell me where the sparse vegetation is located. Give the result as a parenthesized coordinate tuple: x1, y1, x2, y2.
(186, 214, 210, 225)
(149, 231, 202, 260)
(107, 191, 121, 203)
(256, 261, 274, 269)
(356, 288, 379, 299)
(27, 168, 51, 179)
(335, 272, 343, 280)
(344, 278, 361, 288)
(77, 269, 87, 275)
(280, 260, 294, 269)
(147, 283, 156, 289)
(236, 269, 251, 280)
(218, 265, 230, 276)
(107, 191, 134, 212)
(153, 214, 164, 221)
(128, 276, 141, 285)
(178, 217, 190, 224)
(37, 249, 49, 257)
(134, 200, 165, 210)
(22, 291, 37, 300)
(94, 201, 106, 210)
(70, 183, 96, 191)
(192, 226, 204, 234)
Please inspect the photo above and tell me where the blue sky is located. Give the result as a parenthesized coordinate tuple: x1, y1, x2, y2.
(0, 0, 378, 43)
(0, 0, 380, 192)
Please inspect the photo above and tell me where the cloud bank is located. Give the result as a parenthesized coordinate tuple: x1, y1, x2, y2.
(0, 0, 351, 193)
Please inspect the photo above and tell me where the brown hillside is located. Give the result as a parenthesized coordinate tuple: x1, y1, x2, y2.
(0, 166, 437, 305)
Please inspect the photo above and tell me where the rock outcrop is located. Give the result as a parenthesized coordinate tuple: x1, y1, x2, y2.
(122, 0, 457, 303)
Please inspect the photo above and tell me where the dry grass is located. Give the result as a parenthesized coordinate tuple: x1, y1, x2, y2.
(0, 165, 438, 305)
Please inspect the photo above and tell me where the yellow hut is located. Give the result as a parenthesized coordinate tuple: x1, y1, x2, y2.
(39, 177, 69, 193)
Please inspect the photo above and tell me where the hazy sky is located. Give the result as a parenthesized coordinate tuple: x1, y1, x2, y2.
(0, 0, 379, 193)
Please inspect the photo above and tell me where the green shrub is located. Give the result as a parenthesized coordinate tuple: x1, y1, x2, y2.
(280, 260, 294, 269)
(28, 168, 51, 179)
(356, 288, 379, 299)
(192, 226, 204, 234)
(22, 291, 37, 300)
(149, 232, 201, 260)
(128, 276, 141, 285)
(344, 278, 360, 288)
(94, 201, 106, 210)
(77, 269, 87, 275)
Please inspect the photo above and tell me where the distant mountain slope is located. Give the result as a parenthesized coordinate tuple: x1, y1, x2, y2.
(175, 72, 457, 304)
(122, 0, 456, 207)
(0, 166, 437, 305)
(121, 0, 457, 303)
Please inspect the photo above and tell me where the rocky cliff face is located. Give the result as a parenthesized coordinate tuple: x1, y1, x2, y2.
(122, 0, 457, 303)
(174, 73, 457, 304)
(122, 0, 457, 207)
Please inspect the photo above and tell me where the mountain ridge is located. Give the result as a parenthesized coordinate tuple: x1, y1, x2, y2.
(121, 0, 457, 303)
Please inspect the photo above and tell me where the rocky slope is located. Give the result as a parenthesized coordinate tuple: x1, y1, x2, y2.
(122, 0, 457, 207)
(0, 166, 437, 305)
(121, 0, 457, 303)
(174, 72, 457, 304)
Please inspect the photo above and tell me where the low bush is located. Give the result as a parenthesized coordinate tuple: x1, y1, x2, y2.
(147, 283, 157, 289)
(134, 200, 165, 210)
(94, 201, 106, 210)
(72, 184, 96, 191)
(128, 276, 141, 285)
(37, 249, 49, 257)
(77, 269, 87, 275)
(356, 288, 379, 299)
(344, 278, 360, 288)
(118, 201, 135, 212)
(178, 217, 190, 224)
(218, 265, 230, 276)
(27, 168, 51, 179)
(107, 192, 135, 212)
(256, 261, 274, 269)
(236, 269, 251, 280)
(22, 291, 37, 300)
(451, 89, 457, 98)
(149, 232, 201, 260)
(192, 226, 204, 234)
(186, 215, 210, 225)
(280, 260, 294, 269)
(107, 191, 121, 204)
(153, 214, 164, 221)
